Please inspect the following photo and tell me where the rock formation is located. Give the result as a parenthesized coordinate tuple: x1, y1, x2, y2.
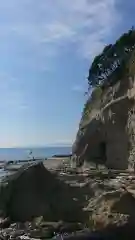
(1, 162, 135, 238)
(0, 162, 83, 222)
(72, 50, 135, 170)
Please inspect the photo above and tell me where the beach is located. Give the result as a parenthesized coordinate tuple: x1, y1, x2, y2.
(0, 157, 135, 239)
(0, 160, 135, 239)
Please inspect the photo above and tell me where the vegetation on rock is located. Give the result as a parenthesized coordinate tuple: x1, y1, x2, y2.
(81, 86, 102, 124)
(81, 28, 135, 124)
(88, 27, 135, 88)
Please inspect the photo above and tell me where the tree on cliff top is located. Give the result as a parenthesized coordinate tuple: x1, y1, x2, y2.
(88, 27, 135, 88)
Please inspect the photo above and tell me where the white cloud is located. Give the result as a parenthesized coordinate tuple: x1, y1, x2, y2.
(0, 0, 120, 61)
(44, 22, 75, 42)
(42, 0, 120, 59)
(0, 0, 120, 114)
(0, 0, 122, 147)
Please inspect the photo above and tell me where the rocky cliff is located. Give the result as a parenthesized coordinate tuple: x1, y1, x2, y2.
(72, 50, 135, 170)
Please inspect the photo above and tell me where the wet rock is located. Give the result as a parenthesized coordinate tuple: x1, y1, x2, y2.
(0, 217, 11, 229)
(56, 222, 83, 234)
(10, 229, 25, 238)
(28, 228, 54, 239)
(32, 216, 44, 228)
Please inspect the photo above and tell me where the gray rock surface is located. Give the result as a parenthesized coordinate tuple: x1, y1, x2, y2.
(0, 163, 83, 222)
(72, 50, 135, 170)
(0, 163, 135, 239)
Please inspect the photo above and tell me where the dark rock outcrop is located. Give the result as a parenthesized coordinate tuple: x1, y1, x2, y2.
(0, 163, 84, 222)
(72, 50, 135, 170)
(1, 167, 135, 239)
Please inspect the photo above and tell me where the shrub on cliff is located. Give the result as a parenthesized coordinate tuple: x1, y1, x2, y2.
(91, 86, 102, 101)
(81, 86, 102, 124)
(81, 28, 135, 126)
(88, 27, 135, 88)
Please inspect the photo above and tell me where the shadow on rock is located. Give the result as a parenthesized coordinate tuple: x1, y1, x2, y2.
(0, 163, 90, 223)
(111, 190, 135, 226)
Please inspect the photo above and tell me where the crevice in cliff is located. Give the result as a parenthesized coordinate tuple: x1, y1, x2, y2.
(100, 142, 107, 163)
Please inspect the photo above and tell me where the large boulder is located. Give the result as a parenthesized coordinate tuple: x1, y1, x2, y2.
(87, 189, 135, 231)
(0, 163, 83, 222)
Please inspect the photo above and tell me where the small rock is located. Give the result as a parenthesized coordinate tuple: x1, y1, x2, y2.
(32, 216, 44, 227)
(29, 228, 54, 239)
(11, 230, 25, 238)
(0, 217, 11, 229)
(55, 222, 83, 234)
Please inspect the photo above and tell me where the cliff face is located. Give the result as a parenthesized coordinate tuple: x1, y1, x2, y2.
(73, 51, 135, 170)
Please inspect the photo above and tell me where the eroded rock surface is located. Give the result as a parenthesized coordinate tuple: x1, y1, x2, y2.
(58, 169, 135, 239)
(0, 165, 135, 238)
(72, 50, 135, 170)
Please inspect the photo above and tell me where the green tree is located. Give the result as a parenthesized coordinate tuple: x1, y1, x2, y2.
(88, 27, 135, 88)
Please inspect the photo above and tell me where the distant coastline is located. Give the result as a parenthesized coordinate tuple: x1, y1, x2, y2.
(6, 143, 72, 148)
(0, 146, 72, 161)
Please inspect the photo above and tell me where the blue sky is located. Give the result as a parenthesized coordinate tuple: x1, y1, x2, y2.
(0, 0, 134, 147)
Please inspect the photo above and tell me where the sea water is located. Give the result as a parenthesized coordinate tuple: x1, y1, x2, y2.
(0, 146, 72, 178)
(0, 146, 72, 161)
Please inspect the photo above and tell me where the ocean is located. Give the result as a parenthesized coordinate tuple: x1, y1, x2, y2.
(0, 146, 72, 161)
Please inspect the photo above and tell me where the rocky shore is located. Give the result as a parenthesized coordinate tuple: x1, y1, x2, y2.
(0, 161, 134, 239)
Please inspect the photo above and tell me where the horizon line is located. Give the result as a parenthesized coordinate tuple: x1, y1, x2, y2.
(0, 144, 73, 148)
